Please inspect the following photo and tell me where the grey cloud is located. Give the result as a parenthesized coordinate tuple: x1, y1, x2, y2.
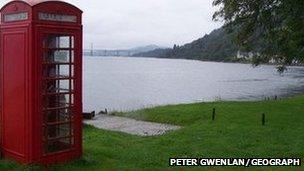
(0, 0, 223, 49)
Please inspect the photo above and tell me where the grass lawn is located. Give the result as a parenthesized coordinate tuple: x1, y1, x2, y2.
(0, 95, 303, 170)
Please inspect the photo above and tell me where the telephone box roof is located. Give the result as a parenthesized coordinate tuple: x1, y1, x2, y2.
(15, 0, 63, 6)
(2, 0, 82, 12)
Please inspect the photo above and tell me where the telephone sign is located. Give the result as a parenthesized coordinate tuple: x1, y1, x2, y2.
(39, 12, 77, 22)
(4, 12, 28, 22)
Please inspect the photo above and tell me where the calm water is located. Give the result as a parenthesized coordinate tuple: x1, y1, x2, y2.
(83, 56, 304, 111)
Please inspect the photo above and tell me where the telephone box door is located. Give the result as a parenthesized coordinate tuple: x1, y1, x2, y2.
(40, 32, 81, 156)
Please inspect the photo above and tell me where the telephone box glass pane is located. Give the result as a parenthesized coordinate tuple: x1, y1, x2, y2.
(43, 80, 71, 94)
(45, 138, 73, 154)
(43, 50, 70, 63)
(59, 36, 70, 48)
(54, 50, 70, 63)
(43, 65, 70, 78)
(71, 65, 74, 77)
(71, 50, 74, 63)
(71, 37, 74, 48)
(43, 36, 71, 49)
(43, 94, 70, 108)
(42, 34, 75, 154)
(44, 109, 72, 123)
(71, 94, 74, 105)
(46, 123, 72, 139)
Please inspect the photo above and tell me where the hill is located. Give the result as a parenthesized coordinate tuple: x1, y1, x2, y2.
(133, 28, 243, 61)
(84, 45, 166, 57)
(130, 44, 166, 53)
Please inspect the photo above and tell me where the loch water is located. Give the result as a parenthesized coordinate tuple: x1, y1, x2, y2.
(83, 56, 304, 111)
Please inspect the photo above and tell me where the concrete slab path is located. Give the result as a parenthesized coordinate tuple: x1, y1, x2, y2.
(84, 114, 181, 136)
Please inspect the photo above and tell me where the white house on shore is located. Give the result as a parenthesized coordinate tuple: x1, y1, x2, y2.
(236, 50, 257, 60)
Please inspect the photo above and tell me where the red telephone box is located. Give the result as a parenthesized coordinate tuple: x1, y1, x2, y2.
(0, 0, 83, 165)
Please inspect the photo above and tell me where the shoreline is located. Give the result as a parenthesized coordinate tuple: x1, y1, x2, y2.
(100, 93, 304, 113)
(85, 55, 304, 67)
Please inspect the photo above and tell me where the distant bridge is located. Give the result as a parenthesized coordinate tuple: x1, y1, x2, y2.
(84, 49, 133, 57)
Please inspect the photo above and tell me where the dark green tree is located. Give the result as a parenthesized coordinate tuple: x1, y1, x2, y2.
(213, 0, 304, 70)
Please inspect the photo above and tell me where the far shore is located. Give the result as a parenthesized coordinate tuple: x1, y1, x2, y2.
(85, 55, 304, 67)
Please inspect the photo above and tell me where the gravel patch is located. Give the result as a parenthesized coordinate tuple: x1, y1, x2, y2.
(84, 114, 181, 136)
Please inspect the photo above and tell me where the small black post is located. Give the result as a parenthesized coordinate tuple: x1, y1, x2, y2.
(212, 108, 216, 121)
(105, 108, 108, 114)
(262, 113, 266, 126)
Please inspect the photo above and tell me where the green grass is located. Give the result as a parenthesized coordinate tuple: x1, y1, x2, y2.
(1, 96, 304, 170)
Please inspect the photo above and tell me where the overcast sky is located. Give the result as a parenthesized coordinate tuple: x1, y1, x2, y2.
(1, 0, 223, 49)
